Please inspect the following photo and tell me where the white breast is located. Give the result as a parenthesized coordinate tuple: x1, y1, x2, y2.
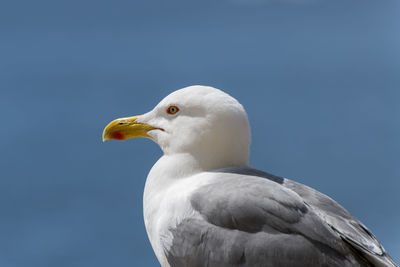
(143, 154, 215, 267)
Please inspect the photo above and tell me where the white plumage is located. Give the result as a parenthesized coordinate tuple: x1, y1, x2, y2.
(103, 85, 397, 267)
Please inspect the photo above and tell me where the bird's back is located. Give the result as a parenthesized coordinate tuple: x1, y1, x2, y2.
(164, 166, 398, 267)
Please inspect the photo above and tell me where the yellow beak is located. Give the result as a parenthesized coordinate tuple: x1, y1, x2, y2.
(102, 115, 157, 142)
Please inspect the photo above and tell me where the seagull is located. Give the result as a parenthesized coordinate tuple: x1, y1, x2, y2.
(103, 85, 397, 267)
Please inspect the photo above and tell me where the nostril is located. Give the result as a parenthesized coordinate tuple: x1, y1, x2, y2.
(119, 122, 126, 125)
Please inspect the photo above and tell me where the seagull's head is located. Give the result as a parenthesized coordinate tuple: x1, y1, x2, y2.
(103, 85, 251, 169)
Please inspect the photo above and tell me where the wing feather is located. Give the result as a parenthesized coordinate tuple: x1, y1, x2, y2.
(165, 168, 387, 266)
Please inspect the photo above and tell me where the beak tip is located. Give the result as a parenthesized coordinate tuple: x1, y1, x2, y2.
(102, 131, 108, 142)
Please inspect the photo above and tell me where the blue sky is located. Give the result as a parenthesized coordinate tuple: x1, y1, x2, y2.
(0, 0, 399, 266)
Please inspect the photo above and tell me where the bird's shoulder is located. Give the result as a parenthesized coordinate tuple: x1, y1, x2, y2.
(190, 167, 344, 249)
(188, 166, 397, 267)
(165, 167, 372, 267)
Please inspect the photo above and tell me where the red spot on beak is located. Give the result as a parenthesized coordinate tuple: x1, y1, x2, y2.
(110, 131, 125, 140)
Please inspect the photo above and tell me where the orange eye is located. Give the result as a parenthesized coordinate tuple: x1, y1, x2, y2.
(166, 105, 179, 115)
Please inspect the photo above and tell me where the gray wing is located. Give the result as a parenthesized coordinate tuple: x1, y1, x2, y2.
(218, 166, 397, 266)
(165, 167, 389, 267)
(284, 177, 398, 267)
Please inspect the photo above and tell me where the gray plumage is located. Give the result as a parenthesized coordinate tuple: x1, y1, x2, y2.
(165, 166, 397, 267)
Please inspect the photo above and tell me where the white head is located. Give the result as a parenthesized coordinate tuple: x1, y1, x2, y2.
(103, 85, 251, 171)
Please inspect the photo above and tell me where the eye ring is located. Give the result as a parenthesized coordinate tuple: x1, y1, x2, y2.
(166, 105, 179, 115)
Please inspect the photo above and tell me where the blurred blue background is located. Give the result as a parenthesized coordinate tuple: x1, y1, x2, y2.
(1, 0, 399, 266)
